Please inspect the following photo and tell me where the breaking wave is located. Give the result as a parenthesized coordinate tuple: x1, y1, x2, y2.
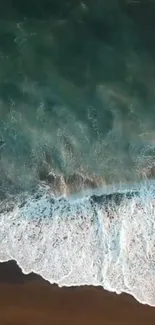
(1, 180, 155, 307)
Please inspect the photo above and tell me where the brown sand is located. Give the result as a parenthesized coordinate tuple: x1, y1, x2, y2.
(0, 261, 155, 325)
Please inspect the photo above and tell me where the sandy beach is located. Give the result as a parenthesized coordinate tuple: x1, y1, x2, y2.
(0, 260, 154, 325)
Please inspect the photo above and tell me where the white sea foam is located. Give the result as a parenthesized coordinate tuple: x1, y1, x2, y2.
(0, 183, 155, 306)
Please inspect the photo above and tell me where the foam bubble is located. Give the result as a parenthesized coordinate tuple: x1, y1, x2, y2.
(0, 183, 155, 306)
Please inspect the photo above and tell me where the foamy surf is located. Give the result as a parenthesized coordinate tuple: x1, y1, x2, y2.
(0, 183, 155, 306)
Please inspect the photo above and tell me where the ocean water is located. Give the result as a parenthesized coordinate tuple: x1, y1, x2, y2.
(0, 0, 155, 306)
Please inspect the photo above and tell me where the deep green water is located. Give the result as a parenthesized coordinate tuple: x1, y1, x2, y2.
(0, 0, 155, 196)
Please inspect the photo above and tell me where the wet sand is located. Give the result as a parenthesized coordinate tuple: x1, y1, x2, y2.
(0, 261, 155, 325)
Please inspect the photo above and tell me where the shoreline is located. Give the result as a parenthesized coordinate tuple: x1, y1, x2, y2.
(0, 260, 155, 325)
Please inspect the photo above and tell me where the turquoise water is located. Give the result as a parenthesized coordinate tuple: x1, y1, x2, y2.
(0, 0, 155, 195)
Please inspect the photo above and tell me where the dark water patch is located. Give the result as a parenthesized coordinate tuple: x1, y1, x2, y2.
(91, 190, 140, 207)
(0, 82, 27, 103)
(0, 31, 15, 54)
